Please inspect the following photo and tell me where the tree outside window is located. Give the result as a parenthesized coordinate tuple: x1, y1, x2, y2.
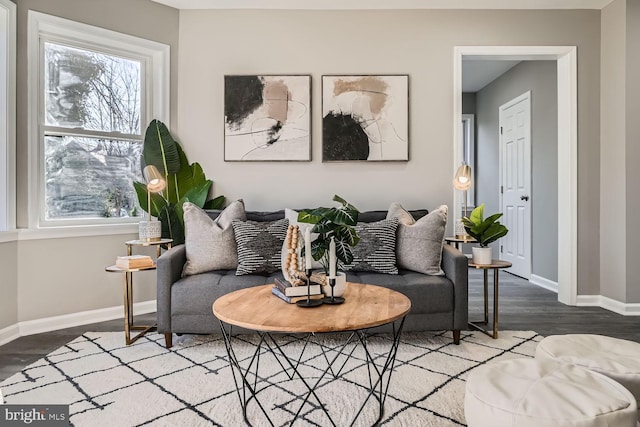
(43, 42, 144, 220)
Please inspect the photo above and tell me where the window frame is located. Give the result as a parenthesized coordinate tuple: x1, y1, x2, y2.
(27, 11, 170, 231)
(0, 0, 15, 234)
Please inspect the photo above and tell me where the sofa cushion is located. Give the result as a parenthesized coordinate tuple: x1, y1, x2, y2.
(387, 203, 447, 276)
(342, 218, 399, 274)
(345, 270, 454, 314)
(182, 200, 246, 275)
(232, 218, 289, 275)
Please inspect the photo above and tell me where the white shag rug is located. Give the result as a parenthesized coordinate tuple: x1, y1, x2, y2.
(1, 330, 540, 426)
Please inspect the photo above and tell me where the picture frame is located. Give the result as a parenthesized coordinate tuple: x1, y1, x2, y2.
(322, 75, 409, 162)
(224, 75, 311, 161)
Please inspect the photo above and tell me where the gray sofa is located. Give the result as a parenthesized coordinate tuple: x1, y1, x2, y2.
(157, 209, 468, 348)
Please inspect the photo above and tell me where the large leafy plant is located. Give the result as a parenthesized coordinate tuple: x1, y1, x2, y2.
(461, 203, 509, 247)
(134, 120, 224, 245)
(297, 195, 360, 274)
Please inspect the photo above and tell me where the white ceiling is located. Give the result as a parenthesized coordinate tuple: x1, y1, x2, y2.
(462, 60, 521, 92)
(151, 0, 615, 10)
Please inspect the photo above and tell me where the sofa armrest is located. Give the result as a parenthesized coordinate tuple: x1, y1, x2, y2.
(156, 244, 186, 333)
(441, 244, 469, 330)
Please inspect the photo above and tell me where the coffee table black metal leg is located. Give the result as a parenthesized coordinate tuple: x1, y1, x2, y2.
(220, 317, 406, 427)
(219, 321, 276, 427)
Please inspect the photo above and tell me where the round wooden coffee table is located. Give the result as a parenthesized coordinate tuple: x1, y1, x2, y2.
(213, 282, 411, 426)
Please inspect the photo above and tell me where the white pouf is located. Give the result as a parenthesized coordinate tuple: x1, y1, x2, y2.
(536, 334, 640, 408)
(465, 358, 637, 427)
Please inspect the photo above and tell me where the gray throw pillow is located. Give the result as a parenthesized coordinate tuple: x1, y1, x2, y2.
(232, 218, 289, 276)
(341, 218, 399, 274)
(387, 203, 448, 276)
(182, 200, 246, 276)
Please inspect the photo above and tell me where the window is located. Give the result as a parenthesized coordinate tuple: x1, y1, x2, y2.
(28, 12, 169, 228)
(0, 0, 15, 232)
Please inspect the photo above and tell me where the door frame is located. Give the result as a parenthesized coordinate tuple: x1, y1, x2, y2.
(453, 45, 577, 306)
(499, 91, 532, 279)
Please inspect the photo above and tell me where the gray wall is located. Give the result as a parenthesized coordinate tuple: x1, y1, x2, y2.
(15, 0, 179, 228)
(625, 0, 640, 302)
(600, 0, 627, 302)
(475, 61, 558, 282)
(462, 92, 476, 115)
(11, 0, 179, 322)
(0, 241, 18, 330)
(600, 0, 640, 304)
(177, 9, 600, 294)
(4, 6, 612, 326)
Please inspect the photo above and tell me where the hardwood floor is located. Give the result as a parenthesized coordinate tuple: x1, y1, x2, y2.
(1, 270, 639, 382)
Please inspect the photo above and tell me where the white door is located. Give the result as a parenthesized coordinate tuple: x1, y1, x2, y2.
(499, 92, 531, 279)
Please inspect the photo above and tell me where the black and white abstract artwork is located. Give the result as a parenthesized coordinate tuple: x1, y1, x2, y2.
(224, 75, 311, 161)
(322, 75, 409, 162)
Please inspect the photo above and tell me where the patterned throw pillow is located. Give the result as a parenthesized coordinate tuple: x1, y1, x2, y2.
(232, 218, 289, 275)
(387, 203, 448, 276)
(182, 200, 246, 276)
(341, 218, 399, 274)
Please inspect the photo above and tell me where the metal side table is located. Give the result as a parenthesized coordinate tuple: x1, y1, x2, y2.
(468, 259, 512, 339)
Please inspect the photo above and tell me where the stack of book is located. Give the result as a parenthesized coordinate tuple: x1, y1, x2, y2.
(272, 277, 323, 304)
(115, 255, 154, 269)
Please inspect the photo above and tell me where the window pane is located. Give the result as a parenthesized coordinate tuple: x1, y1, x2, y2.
(44, 135, 143, 220)
(44, 42, 141, 134)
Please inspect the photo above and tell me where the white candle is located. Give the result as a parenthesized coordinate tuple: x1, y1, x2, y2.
(329, 237, 336, 278)
(305, 227, 312, 270)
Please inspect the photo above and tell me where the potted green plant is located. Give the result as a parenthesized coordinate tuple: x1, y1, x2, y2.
(297, 195, 360, 294)
(461, 203, 509, 265)
(134, 120, 225, 245)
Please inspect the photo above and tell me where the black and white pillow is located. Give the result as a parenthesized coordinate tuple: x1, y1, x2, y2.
(342, 218, 399, 274)
(232, 218, 289, 275)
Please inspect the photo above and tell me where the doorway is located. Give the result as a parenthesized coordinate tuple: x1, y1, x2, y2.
(499, 91, 531, 279)
(453, 46, 577, 306)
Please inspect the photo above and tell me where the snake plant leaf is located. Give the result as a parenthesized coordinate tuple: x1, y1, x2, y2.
(142, 120, 180, 176)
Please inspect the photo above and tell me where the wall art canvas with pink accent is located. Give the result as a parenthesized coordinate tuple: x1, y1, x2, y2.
(224, 75, 311, 161)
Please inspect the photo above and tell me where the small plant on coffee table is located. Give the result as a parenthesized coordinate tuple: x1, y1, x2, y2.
(297, 195, 360, 274)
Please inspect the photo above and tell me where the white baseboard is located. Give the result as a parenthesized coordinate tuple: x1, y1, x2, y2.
(530, 274, 558, 293)
(576, 295, 640, 316)
(0, 300, 156, 346)
(0, 324, 20, 347)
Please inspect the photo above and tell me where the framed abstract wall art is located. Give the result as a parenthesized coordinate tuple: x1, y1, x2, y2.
(322, 75, 409, 162)
(224, 75, 311, 161)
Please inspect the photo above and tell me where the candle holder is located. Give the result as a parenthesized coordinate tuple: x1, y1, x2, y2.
(322, 277, 345, 305)
(296, 269, 323, 308)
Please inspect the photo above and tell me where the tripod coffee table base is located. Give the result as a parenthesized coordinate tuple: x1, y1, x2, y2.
(219, 317, 406, 427)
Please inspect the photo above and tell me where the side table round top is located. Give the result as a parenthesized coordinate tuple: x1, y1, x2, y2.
(105, 264, 156, 273)
(445, 236, 477, 244)
(468, 259, 512, 269)
(213, 283, 411, 334)
(125, 238, 173, 247)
